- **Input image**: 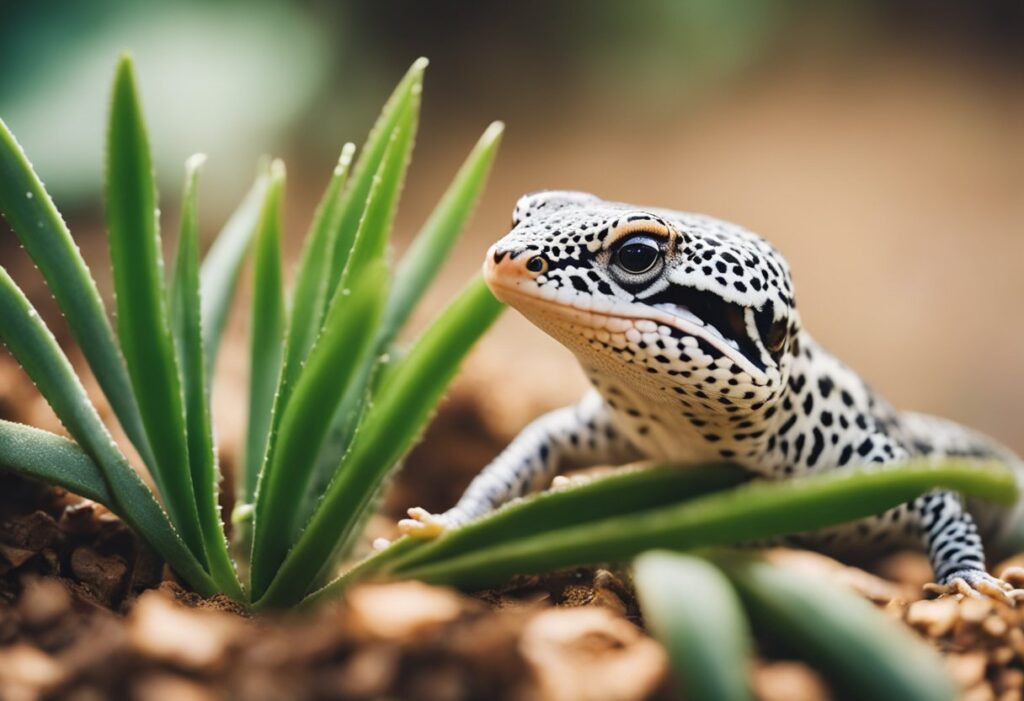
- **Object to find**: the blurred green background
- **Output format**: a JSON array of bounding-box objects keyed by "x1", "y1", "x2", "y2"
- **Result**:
[{"x1": 1, "y1": 0, "x2": 1022, "y2": 455}]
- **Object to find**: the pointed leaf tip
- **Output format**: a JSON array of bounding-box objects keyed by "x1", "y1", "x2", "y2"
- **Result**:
[
  {"x1": 185, "y1": 153, "x2": 207, "y2": 174},
  {"x1": 336, "y1": 143, "x2": 356, "y2": 171},
  {"x1": 482, "y1": 121, "x2": 505, "y2": 143}
]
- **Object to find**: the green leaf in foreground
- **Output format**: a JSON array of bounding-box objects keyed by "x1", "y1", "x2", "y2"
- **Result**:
[
  {"x1": 242, "y1": 161, "x2": 287, "y2": 506},
  {"x1": 200, "y1": 170, "x2": 269, "y2": 372},
  {"x1": 297, "y1": 100, "x2": 421, "y2": 530},
  {"x1": 325, "y1": 57, "x2": 427, "y2": 301},
  {"x1": 382, "y1": 120, "x2": 504, "y2": 340},
  {"x1": 0, "y1": 420, "x2": 113, "y2": 505},
  {"x1": 303, "y1": 463, "x2": 747, "y2": 606},
  {"x1": 279, "y1": 143, "x2": 355, "y2": 395},
  {"x1": 389, "y1": 460, "x2": 1015, "y2": 591},
  {"x1": 721, "y1": 556, "x2": 956, "y2": 701},
  {"x1": 250, "y1": 261, "x2": 389, "y2": 598},
  {"x1": 169, "y1": 155, "x2": 242, "y2": 599},
  {"x1": 256, "y1": 276, "x2": 505, "y2": 608},
  {"x1": 106, "y1": 55, "x2": 205, "y2": 562},
  {"x1": 0, "y1": 118, "x2": 155, "y2": 473},
  {"x1": 0, "y1": 267, "x2": 216, "y2": 594},
  {"x1": 634, "y1": 552, "x2": 754, "y2": 701}
]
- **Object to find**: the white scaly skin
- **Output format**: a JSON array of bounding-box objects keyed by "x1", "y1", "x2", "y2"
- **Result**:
[{"x1": 400, "y1": 191, "x2": 1024, "y2": 601}]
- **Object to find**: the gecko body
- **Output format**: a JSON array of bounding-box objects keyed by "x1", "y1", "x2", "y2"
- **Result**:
[{"x1": 401, "y1": 191, "x2": 1023, "y2": 596}]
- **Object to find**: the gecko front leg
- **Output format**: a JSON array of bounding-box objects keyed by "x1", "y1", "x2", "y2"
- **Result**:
[
  {"x1": 916, "y1": 490, "x2": 1024, "y2": 602},
  {"x1": 399, "y1": 390, "x2": 640, "y2": 537}
]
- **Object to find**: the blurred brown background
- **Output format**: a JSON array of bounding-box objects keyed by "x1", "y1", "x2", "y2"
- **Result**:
[{"x1": 2, "y1": 0, "x2": 1022, "y2": 459}]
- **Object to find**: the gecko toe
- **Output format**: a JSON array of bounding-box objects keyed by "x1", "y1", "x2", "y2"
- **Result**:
[
  {"x1": 925, "y1": 569, "x2": 1017, "y2": 606},
  {"x1": 398, "y1": 507, "x2": 450, "y2": 539}
]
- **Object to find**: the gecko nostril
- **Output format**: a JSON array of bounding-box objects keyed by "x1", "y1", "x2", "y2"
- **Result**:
[{"x1": 493, "y1": 248, "x2": 510, "y2": 264}]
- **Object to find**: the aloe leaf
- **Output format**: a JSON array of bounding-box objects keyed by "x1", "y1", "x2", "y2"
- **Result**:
[
  {"x1": 325, "y1": 57, "x2": 427, "y2": 302},
  {"x1": 200, "y1": 170, "x2": 269, "y2": 372},
  {"x1": 295, "y1": 100, "x2": 422, "y2": 524},
  {"x1": 0, "y1": 118, "x2": 155, "y2": 472},
  {"x1": 634, "y1": 552, "x2": 754, "y2": 701},
  {"x1": 295, "y1": 123, "x2": 501, "y2": 531},
  {"x1": 255, "y1": 276, "x2": 504, "y2": 608},
  {"x1": 338, "y1": 97, "x2": 418, "y2": 293},
  {"x1": 0, "y1": 420, "x2": 113, "y2": 505},
  {"x1": 106, "y1": 55, "x2": 205, "y2": 562},
  {"x1": 242, "y1": 161, "x2": 287, "y2": 506},
  {"x1": 383, "y1": 463, "x2": 745, "y2": 577},
  {"x1": 393, "y1": 460, "x2": 1015, "y2": 591},
  {"x1": 169, "y1": 155, "x2": 242, "y2": 599},
  {"x1": 279, "y1": 143, "x2": 355, "y2": 396},
  {"x1": 722, "y1": 556, "x2": 956, "y2": 701},
  {"x1": 0, "y1": 267, "x2": 216, "y2": 594},
  {"x1": 302, "y1": 463, "x2": 746, "y2": 607},
  {"x1": 381, "y1": 120, "x2": 504, "y2": 341},
  {"x1": 249, "y1": 261, "x2": 388, "y2": 597}
]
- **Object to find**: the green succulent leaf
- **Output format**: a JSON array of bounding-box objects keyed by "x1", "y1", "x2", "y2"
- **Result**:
[
  {"x1": 279, "y1": 143, "x2": 356, "y2": 396},
  {"x1": 106, "y1": 54, "x2": 205, "y2": 562},
  {"x1": 0, "y1": 118, "x2": 155, "y2": 473},
  {"x1": 200, "y1": 170, "x2": 270, "y2": 372},
  {"x1": 242, "y1": 161, "x2": 287, "y2": 506},
  {"x1": 0, "y1": 267, "x2": 215, "y2": 594},
  {"x1": 325, "y1": 57, "x2": 427, "y2": 302},
  {"x1": 634, "y1": 552, "x2": 754, "y2": 701},
  {"x1": 0, "y1": 420, "x2": 114, "y2": 505},
  {"x1": 255, "y1": 276, "x2": 504, "y2": 608},
  {"x1": 389, "y1": 460, "x2": 1015, "y2": 591},
  {"x1": 297, "y1": 99, "x2": 422, "y2": 529},
  {"x1": 169, "y1": 155, "x2": 242, "y2": 599},
  {"x1": 303, "y1": 463, "x2": 746, "y2": 607},
  {"x1": 722, "y1": 556, "x2": 956, "y2": 701},
  {"x1": 382, "y1": 120, "x2": 504, "y2": 341},
  {"x1": 250, "y1": 260, "x2": 388, "y2": 597}
]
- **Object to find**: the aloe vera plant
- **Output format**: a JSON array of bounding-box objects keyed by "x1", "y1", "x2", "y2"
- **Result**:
[{"x1": 0, "y1": 54, "x2": 504, "y2": 608}]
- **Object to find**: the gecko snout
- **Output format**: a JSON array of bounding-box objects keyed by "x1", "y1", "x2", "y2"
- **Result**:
[{"x1": 484, "y1": 244, "x2": 548, "y2": 286}]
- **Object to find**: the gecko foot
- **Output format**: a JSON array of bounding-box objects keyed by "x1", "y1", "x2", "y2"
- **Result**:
[
  {"x1": 923, "y1": 569, "x2": 1024, "y2": 605},
  {"x1": 398, "y1": 507, "x2": 452, "y2": 539}
]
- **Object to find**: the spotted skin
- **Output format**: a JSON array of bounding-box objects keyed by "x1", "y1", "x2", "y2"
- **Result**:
[{"x1": 400, "y1": 191, "x2": 1023, "y2": 596}]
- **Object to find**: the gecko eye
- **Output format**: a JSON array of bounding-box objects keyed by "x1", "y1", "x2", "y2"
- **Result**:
[
  {"x1": 526, "y1": 255, "x2": 548, "y2": 274},
  {"x1": 613, "y1": 235, "x2": 662, "y2": 276}
]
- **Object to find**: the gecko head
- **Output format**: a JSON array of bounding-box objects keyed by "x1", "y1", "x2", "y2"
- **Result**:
[{"x1": 484, "y1": 191, "x2": 801, "y2": 410}]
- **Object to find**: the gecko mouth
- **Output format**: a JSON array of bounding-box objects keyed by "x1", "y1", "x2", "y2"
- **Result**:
[
  {"x1": 642, "y1": 285, "x2": 767, "y2": 372},
  {"x1": 488, "y1": 280, "x2": 770, "y2": 382}
]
